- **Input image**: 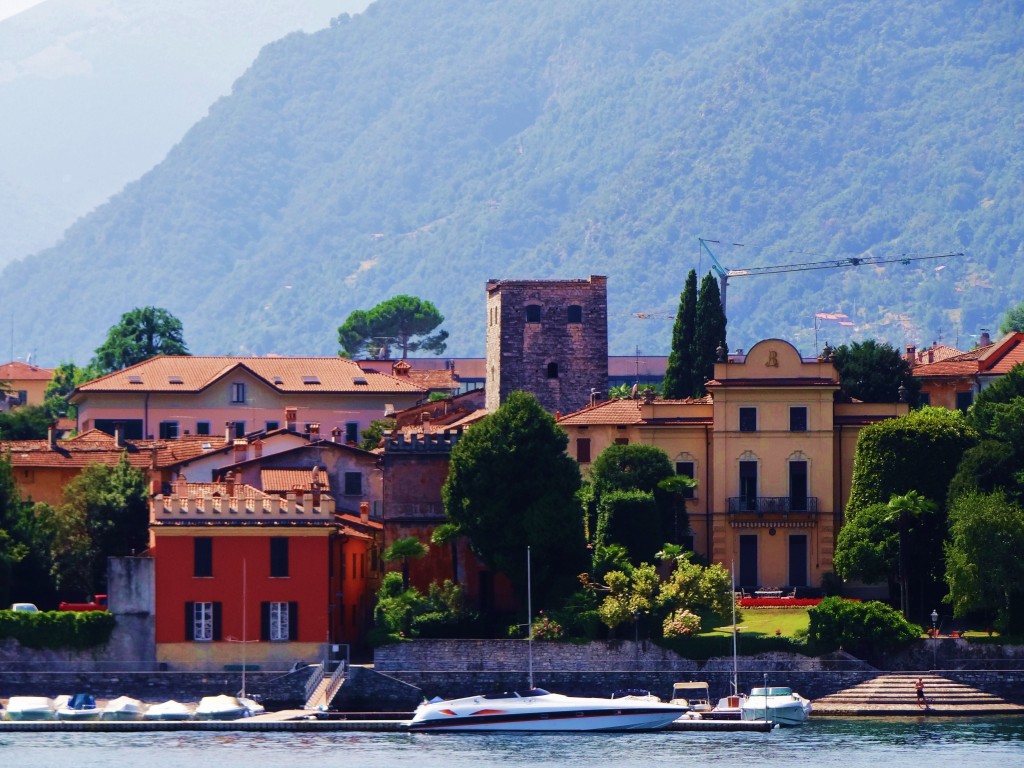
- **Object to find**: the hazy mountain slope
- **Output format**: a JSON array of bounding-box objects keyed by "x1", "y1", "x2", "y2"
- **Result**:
[
  {"x1": 0, "y1": 0, "x2": 371, "y2": 267},
  {"x1": 2, "y1": 0, "x2": 1020, "y2": 365}
]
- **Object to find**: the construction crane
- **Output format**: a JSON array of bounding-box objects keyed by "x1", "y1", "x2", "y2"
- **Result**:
[{"x1": 698, "y1": 238, "x2": 965, "y2": 316}]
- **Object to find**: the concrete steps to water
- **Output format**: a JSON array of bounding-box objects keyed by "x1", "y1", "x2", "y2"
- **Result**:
[{"x1": 813, "y1": 673, "x2": 1024, "y2": 716}]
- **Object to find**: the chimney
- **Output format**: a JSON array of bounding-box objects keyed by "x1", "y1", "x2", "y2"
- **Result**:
[
  {"x1": 225, "y1": 421, "x2": 235, "y2": 442},
  {"x1": 233, "y1": 439, "x2": 247, "y2": 462},
  {"x1": 47, "y1": 422, "x2": 58, "y2": 450},
  {"x1": 113, "y1": 421, "x2": 125, "y2": 448},
  {"x1": 927, "y1": 349, "x2": 934, "y2": 364},
  {"x1": 360, "y1": 501, "x2": 370, "y2": 522},
  {"x1": 225, "y1": 470, "x2": 235, "y2": 498},
  {"x1": 174, "y1": 473, "x2": 188, "y2": 497},
  {"x1": 309, "y1": 422, "x2": 320, "y2": 441},
  {"x1": 905, "y1": 345, "x2": 916, "y2": 365},
  {"x1": 979, "y1": 331, "x2": 991, "y2": 347},
  {"x1": 285, "y1": 407, "x2": 297, "y2": 431},
  {"x1": 331, "y1": 426, "x2": 343, "y2": 443},
  {"x1": 589, "y1": 388, "x2": 599, "y2": 407},
  {"x1": 253, "y1": 438, "x2": 263, "y2": 459}
]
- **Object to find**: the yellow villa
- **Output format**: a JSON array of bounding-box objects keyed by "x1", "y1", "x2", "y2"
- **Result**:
[{"x1": 558, "y1": 338, "x2": 906, "y2": 592}]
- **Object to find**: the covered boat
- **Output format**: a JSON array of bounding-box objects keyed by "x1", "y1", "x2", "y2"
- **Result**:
[
  {"x1": 195, "y1": 694, "x2": 251, "y2": 720},
  {"x1": 740, "y1": 686, "x2": 812, "y2": 726},
  {"x1": 56, "y1": 692, "x2": 101, "y2": 720},
  {"x1": 4, "y1": 696, "x2": 56, "y2": 721},
  {"x1": 408, "y1": 688, "x2": 685, "y2": 732},
  {"x1": 143, "y1": 699, "x2": 193, "y2": 721},
  {"x1": 102, "y1": 696, "x2": 146, "y2": 720}
]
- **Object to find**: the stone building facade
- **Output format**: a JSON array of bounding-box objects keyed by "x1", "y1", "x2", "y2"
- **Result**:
[{"x1": 485, "y1": 275, "x2": 608, "y2": 415}]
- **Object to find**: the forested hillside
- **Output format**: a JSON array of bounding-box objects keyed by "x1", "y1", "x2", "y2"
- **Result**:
[{"x1": 2, "y1": 0, "x2": 1020, "y2": 365}]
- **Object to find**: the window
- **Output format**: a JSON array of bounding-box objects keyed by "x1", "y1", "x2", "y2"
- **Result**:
[
  {"x1": 302, "y1": 375, "x2": 321, "y2": 385},
  {"x1": 15, "y1": 390, "x2": 27, "y2": 405},
  {"x1": 789, "y1": 406, "x2": 808, "y2": 432},
  {"x1": 265, "y1": 421, "x2": 279, "y2": 432},
  {"x1": 739, "y1": 407, "x2": 757, "y2": 432},
  {"x1": 739, "y1": 460, "x2": 758, "y2": 511},
  {"x1": 344, "y1": 472, "x2": 362, "y2": 496},
  {"x1": 95, "y1": 419, "x2": 143, "y2": 439},
  {"x1": 525, "y1": 304, "x2": 541, "y2": 323},
  {"x1": 234, "y1": 421, "x2": 246, "y2": 438},
  {"x1": 193, "y1": 538, "x2": 212, "y2": 577},
  {"x1": 159, "y1": 421, "x2": 179, "y2": 440},
  {"x1": 231, "y1": 382, "x2": 246, "y2": 403},
  {"x1": 345, "y1": 422, "x2": 359, "y2": 444},
  {"x1": 919, "y1": 392, "x2": 931, "y2": 406},
  {"x1": 261, "y1": 601, "x2": 298, "y2": 641},
  {"x1": 270, "y1": 537, "x2": 289, "y2": 577},
  {"x1": 789, "y1": 460, "x2": 809, "y2": 512},
  {"x1": 614, "y1": 437, "x2": 629, "y2": 445},
  {"x1": 186, "y1": 601, "x2": 220, "y2": 641},
  {"x1": 546, "y1": 362, "x2": 559, "y2": 379},
  {"x1": 956, "y1": 391, "x2": 973, "y2": 413},
  {"x1": 196, "y1": 421, "x2": 211, "y2": 436},
  {"x1": 567, "y1": 305, "x2": 582, "y2": 323},
  {"x1": 676, "y1": 461, "x2": 696, "y2": 499},
  {"x1": 576, "y1": 438, "x2": 591, "y2": 463}
]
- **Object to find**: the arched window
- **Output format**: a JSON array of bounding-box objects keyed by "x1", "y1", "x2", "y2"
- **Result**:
[
  {"x1": 567, "y1": 305, "x2": 583, "y2": 323},
  {"x1": 526, "y1": 304, "x2": 542, "y2": 323}
]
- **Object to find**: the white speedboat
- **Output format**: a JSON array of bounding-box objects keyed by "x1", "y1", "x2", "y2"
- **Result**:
[
  {"x1": 143, "y1": 699, "x2": 193, "y2": 721},
  {"x1": 56, "y1": 692, "x2": 101, "y2": 720},
  {"x1": 740, "y1": 686, "x2": 812, "y2": 726},
  {"x1": 4, "y1": 696, "x2": 56, "y2": 721},
  {"x1": 195, "y1": 694, "x2": 251, "y2": 720},
  {"x1": 102, "y1": 696, "x2": 147, "y2": 720},
  {"x1": 408, "y1": 688, "x2": 686, "y2": 732}
]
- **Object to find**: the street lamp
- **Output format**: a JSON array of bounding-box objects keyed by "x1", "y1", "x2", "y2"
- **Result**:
[{"x1": 930, "y1": 609, "x2": 939, "y2": 669}]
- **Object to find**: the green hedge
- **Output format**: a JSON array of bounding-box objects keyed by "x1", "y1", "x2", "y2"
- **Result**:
[
  {"x1": 0, "y1": 610, "x2": 115, "y2": 649},
  {"x1": 657, "y1": 632, "x2": 807, "y2": 660}
]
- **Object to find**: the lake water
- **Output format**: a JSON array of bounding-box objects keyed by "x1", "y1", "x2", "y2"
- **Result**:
[{"x1": 2, "y1": 718, "x2": 1023, "y2": 768}]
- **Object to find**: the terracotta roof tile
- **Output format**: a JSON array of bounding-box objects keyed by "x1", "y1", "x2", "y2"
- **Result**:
[
  {"x1": 1, "y1": 430, "x2": 230, "y2": 470},
  {"x1": 557, "y1": 397, "x2": 711, "y2": 426},
  {"x1": 73, "y1": 356, "x2": 424, "y2": 396},
  {"x1": 261, "y1": 468, "x2": 331, "y2": 493},
  {"x1": 981, "y1": 334, "x2": 1024, "y2": 374},
  {"x1": 0, "y1": 361, "x2": 54, "y2": 381},
  {"x1": 911, "y1": 360, "x2": 979, "y2": 377}
]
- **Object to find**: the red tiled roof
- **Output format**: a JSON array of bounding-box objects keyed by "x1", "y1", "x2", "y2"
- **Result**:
[
  {"x1": 980, "y1": 334, "x2": 1024, "y2": 374},
  {"x1": 557, "y1": 397, "x2": 711, "y2": 426},
  {"x1": 72, "y1": 356, "x2": 424, "y2": 396},
  {"x1": 705, "y1": 378, "x2": 837, "y2": 388},
  {"x1": 0, "y1": 361, "x2": 54, "y2": 381},
  {"x1": 1, "y1": 430, "x2": 229, "y2": 470},
  {"x1": 911, "y1": 360, "x2": 979, "y2": 378},
  {"x1": 261, "y1": 468, "x2": 331, "y2": 493}
]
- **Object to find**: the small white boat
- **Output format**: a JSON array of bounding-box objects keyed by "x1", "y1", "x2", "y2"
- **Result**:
[
  {"x1": 238, "y1": 697, "x2": 265, "y2": 717},
  {"x1": 102, "y1": 696, "x2": 146, "y2": 720},
  {"x1": 4, "y1": 696, "x2": 56, "y2": 721},
  {"x1": 408, "y1": 688, "x2": 686, "y2": 732},
  {"x1": 669, "y1": 682, "x2": 712, "y2": 713},
  {"x1": 56, "y1": 692, "x2": 101, "y2": 720},
  {"x1": 195, "y1": 694, "x2": 251, "y2": 720},
  {"x1": 740, "y1": 686, "x2": 812, "y2": 726},
  {"x1": 143, "y1": 699, "x2": 193, "y2": 721}
]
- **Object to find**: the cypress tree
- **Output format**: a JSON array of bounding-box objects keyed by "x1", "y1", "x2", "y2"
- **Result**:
[
  {"x1": 693, "y1": 272, "x2": 727, "y2": 396},
  {"x1": 662, "y1": 269, "x2": 698, "y2": 399}
]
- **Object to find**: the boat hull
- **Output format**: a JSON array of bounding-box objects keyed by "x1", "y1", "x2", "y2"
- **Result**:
[
  {"x1": 740, "y1": 695, "x2": 811, "y2": 726},
  {"x1": 409, "y1": 690, "x2": 684, "y2": 732},
  {"x1": 5, "y1": 697, "x2": 56, "y2": 721}
]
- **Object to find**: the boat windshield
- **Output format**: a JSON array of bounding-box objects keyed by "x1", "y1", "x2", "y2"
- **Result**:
[{"x1": 749, "y1": 687, "x2": 793, "y2": 696}]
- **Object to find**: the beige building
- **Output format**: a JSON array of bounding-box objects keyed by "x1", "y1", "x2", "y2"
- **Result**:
[
  {"x1": 0, "y1": 360, "x2": 53, "y2": 410},
  {"x1": 558, "y1": 339, "x2": 906, "y2": 591}
]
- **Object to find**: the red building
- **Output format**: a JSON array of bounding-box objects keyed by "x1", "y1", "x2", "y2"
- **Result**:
[{"x1": 150, "y1": 476, "x2": 381, "y2": 669}]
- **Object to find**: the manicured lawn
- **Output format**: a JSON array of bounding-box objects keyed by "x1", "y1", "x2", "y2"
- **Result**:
[{"x1": 708, "y1": 607, "x2": 810, "y2": 639}]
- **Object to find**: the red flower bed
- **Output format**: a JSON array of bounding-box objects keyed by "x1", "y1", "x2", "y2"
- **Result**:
[{"x1": 738, "y1": 597, "x2": 860, "y2": 608}]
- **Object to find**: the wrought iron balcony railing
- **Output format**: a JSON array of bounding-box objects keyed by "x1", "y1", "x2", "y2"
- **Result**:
[{"x1": 727, "y1": 496, "x2": 819, "y2": 514}]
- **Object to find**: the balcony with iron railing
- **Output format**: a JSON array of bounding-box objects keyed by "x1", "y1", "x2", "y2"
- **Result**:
[{"x1": 727, "y1": 496, "x2": 819, "y2": 515}]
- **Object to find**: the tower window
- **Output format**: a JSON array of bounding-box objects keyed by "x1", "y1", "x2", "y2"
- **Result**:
[
  {"x1": 567, "y1": 305, "x2": 582, "y2": 323},
  {"x1": 526, "y1": 305, "x2": 542, "y2": 323},
  {"x1": 546, "y1": 362, "x2": 559, "y2": 379}
]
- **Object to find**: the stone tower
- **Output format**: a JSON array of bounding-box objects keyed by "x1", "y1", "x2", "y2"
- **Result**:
[{"x1": 485, "y1": 275, "x2": 608, "y2": 414}]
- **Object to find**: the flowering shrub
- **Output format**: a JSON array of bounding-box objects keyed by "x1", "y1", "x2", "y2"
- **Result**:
[
  {"x1": 531, "y1": 614, "x2": 565, "y2": 641},
  {"x1": 662, "y1": 609, "x2": 701, "y2": 638}
]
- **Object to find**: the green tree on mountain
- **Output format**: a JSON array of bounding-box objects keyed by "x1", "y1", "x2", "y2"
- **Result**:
[
  {"x1": 93, "y1": 307, "x2": 189, "y2": 374},
  {"x1": 338, "y1": 296, "x2": 448, "y2": 359},
  {"x1": 662, "y1": 269, "x2": 698, "y2": 399},
  {"x1": 998, "y1": 300, "x2": 1024, "y2": 334}
]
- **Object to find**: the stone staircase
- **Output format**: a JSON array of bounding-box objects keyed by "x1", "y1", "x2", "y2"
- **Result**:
[{"x1": 813, "y1": 673, "x2": 1024, "y2": 716}]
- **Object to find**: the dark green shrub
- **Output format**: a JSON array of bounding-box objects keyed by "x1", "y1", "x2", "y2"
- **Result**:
[
  {"x1": 0, "y1": 609, "x2": 114, "y2": 649},
  {"x1": 808, "y1": 597, "x2": 920, "y2": 660}
]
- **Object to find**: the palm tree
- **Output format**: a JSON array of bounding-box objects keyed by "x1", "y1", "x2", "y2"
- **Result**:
[
  {"x1": 886, "y1": 490, "x2": 935, "y2": 617},
  {"x1": 383, "y1": 536, "x2": 428, "y2": 590}
]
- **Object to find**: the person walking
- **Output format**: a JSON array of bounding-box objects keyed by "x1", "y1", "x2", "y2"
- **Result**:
[{"x1": 915, "y1": 677, "x2": 926, "y2": 708}]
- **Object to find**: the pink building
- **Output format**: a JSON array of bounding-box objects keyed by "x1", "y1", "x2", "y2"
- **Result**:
[{"x1": 70, "y1": 356, "x2": 425, "y2": 442}]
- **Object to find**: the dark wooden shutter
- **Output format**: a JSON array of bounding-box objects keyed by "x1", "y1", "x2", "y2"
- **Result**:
[
  {"x1": 212, "y1": 602, "x2": 222, "y2": 641},
  {"x1": 185, "y1": 602, "x2": 195, "y2": 641},
  {"x1": 260, "y1": 602, "x2": 270, "y2": 641},
  {"x1": 288, "y1": 602, "x2": 299, "y2": 641}
]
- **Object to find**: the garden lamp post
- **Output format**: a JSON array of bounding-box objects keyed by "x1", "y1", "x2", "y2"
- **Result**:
[{"x1": 930, "y1": 609, "x2": 939, "y2": 668}]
